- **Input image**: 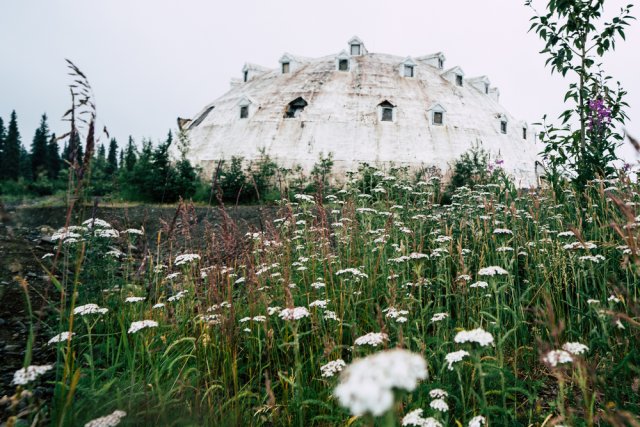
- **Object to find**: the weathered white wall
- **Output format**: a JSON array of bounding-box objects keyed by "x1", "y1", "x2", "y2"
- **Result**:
[{"x1": 184, "y1": 50, "x2": 540, "y2": 187}]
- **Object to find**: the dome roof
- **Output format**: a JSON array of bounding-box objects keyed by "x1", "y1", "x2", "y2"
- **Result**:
[{"x1": 183, "y1": 40, "x2": 540, "y2": 186}]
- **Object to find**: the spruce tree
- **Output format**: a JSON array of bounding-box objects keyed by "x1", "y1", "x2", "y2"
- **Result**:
[
  {"x1": 106, "y1": 138, "x2": 118, "y2": 176},
  {"x1": 31, "y1": 114, "x2": 50, "y2": 178},
  {"x1": 47, "y1": 133, "x2": 61, "y2": 179},
  {"x1": 0, "y1": 117, "x2": 5, "y2": 177},
  {"x1": 2, "y1": 111, "x2": 22, "y2": 180},
  {"x1": 124, "y1": 136, "x2": 137, "y2": 171}
]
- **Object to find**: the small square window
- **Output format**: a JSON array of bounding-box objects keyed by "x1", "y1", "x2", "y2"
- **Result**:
[
  {"x1": 433, "y1": 111, "x2": 443, "y2": 125},
  {"x1": 501, "y1": 121, "x2": 507, "y2": 134},
  {"x1": 404, "y1": 65, "x2": 414, "y2": 77},
  {"x1": 351, "y1": 44, "x2": 361, "y2": 55},
  {"x1": 522, "y1": 128, "x2": 527, "y2": 139},
  {"x1": 456, "y1": 75, "x2": 463, "y2": 86},
  {"x1": 282, "y1": 62, "x2": 290, "y2": 74},
  {"x1": 338, "y1": 59, "x2": 349, "y2": 71},
  {"x1": 240, "y1": 106, "x2": 248, "y2": 119},
  {"x1": 381, "y1": 107, "x2": 393, "y2": 122},
  {"x1": 243, "y1": 71, "x2": 248, "y2": 82}
]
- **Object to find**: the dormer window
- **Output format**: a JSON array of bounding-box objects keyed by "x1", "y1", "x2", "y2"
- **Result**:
[
  {"x1": 282, "y1": 62, "x2": 290, "y2": 74},
  {"x1": 404, "y1": 65, "x2": 414, "y2": 77},
  {"x1": 351, "y1": 44, "x2": 361, "y2": 55},
  {"x1": 456, "y1": 74, "x2": 463, "y2": 86},
  {"x1": 338, "y1": 59, "x2": 349, "y2": 71},
  {"x1": 285, "y1": 97, "x2": 307, "y2": 118},
  {"x1": 243, "y1": 71, "x2": 248, "y2": 82},
  {"x1": 485, "y1": 83, "x2": 489, "y2": 94},
  {"x1": 433, "y1": 111, "x2": 444, "y2": 125},
  {"x1": 378, "y1": 100, "x2": 395, "y2": 122},
  {"x1": 438, "y1": 58, "x2": 444, "y2": 69},
  {"x1": 522, "y1": 127, "x2": 527, "y2": 139},
  {"x1": 501, "y1": 120, "x2": 508, "y2": 134},
  {"x1": 240, "y1": 106, "x2": 248, "y2": 119}
]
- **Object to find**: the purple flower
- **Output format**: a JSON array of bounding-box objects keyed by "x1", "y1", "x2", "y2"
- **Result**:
[{"x1": 587, "y1": 97, "x2": 612, "y2": 132}]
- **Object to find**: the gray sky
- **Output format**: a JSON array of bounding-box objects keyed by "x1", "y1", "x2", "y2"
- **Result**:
[{"x1": 1, "y1": 0, "x2": 639, "y2": 161}]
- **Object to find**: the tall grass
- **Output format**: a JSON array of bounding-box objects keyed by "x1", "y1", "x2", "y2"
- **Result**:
[{"x1": 5, "y1": 168, "x2": 640, "y2": 426}]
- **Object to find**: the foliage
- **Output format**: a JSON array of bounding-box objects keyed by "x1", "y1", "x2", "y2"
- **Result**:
[{"x1": 527, "y1": 0, "x2": 635, "y2": 189}]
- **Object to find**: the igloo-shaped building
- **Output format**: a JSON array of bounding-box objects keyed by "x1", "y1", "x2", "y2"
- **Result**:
[{"x1": 180, "y1": 37, "x2": 540, "y2": 186}]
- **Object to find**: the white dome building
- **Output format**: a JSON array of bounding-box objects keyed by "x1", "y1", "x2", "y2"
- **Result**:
[{"x1": 181, "y1": 37, "x2": 540, "y2": 186}]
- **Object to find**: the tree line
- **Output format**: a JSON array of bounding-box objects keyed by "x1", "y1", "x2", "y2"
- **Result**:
[{"x1": 0, "y1": 110, "x2": 198, "y2": 203}]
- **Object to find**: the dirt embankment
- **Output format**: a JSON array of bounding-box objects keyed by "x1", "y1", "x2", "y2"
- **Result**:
[{"x1": 0, "y1": 203, "x2": 275, "y2": 398}]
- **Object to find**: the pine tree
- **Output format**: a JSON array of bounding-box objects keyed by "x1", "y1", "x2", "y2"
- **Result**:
[
  {"x1": 31, "y1": 114, "x2": 50, "y2": 178},
  {"x1": 119, "y1": 149, "x2": 124, "y2": 169},
  {"x1": 106, "y1": 137, "x2": 118, "y2": 176},
  {"x1": 47, "y1": 133, "x2": 61, "y2": 179},
  {"x1": 0, "y1": 117, "x2": 6, "y2": 177},
  {"x1": 2, "y1": 111, "x2": 22, "y2": 180},
  {"x1": 124, "y1": 136, "x2": 137, "y2": 171},
  {"x1": 20, "y1": 145, "x2": 32, "y2": 181}
]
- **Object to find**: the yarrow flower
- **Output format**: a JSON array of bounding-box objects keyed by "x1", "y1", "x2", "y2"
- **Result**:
[
  {"x1": 48, "y1": 331, "x2": 75, "y2": 345},
  {"x1": 470, "y1": 281, "x2": 488, "y2": 289},
  {"x1": 402, "y1": 409, "x2": 443, "y2": 427},
  {"x1": 125, "y1": 296, "x2": 145, "y2": 303},
  {"x1": 562, "y1": 342, "x2": 589, "y2": 355},
  {"x1": 429, "y1": 398, "x2": 449, "y2": 412},
  {"x1": 12, "y1": 365, "x2": 53, "y2": 385},
  {"x1": 278, "y1": 307, "x2": 310, "y2": 320},
  {"x1": 445, "y1": 350, "x2": 470, "y2": 370},
  {"x1": 74, "y1": 304, "x2": 108, "y2": 316},
  {"x1": 354, "y1": 332, "x2": 388, "y2": 346},
  {"x1": 84, "y1": 410, "x2": 127, "y2": 427},
  {"x1": 493, "y1": 228, "x2": 513, "y2": 235},
  {"x1": 543, "y1": 349, "x2": 573, "y2": 367},
  {"x1": 429, "y1": 388, "x2": 448, "y2": 398},
  {"x1": 431, "y1": 312, "x2": 448, "y2": 322},
  {"x1": 321, "y1": 359, "x2": 346, "y2": 377},
  {"x1": 468, "y1": 416, "x2": 486, "y2": 427},
  {"x1": 175, "y1": 253, "x2": 201, "y2": 266},
  {"x1": 454, "y1": 328, "x2": 494, "y2": 347},
  {"x1": 128, "y1": 320, "x2": 159, "y2": 334},
  {"x1": 477, "y1": 266, "x2": 509, "y2": 276},
  {"x1": 334, "y1": 349, "x2": 427, "y2": 416}
]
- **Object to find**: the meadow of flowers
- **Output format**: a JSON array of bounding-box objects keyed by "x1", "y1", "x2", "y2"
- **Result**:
[{"x1": 6, "y1": 166, "x2": 640, "y2": 426}]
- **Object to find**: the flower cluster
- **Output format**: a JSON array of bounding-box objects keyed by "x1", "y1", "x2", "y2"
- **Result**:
[{"x1": 12, "y1": 364, "x2": 53, "y2": 385}]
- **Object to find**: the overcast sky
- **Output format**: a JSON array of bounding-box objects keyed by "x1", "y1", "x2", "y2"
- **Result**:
[{"x1": 1, "y1": 0, "x2": 639, "y2": 161}]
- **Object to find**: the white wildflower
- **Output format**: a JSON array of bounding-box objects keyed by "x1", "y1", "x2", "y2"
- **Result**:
[
  {"x1": 175, "y1": 253, "x2": 201, "y2": 266},
  {"x1": 82, "y1": 218, "x2": 112, "y2": 229},
  {"x1": 354, "y1": 332, "x2": 388, "y2": 346},
  {"x1": 454, "y1": 328, "x2": 494, "y2": 347},
  {"x1": 562, "y1": 342, "x2": 589, "y2": 355},
  {"x1": 468, "y1": 415, "x2": 486, "y2": 427},
  {"x1": 74, "y1": 304, "x2": 108, "y2": 316},
  {"x1": 153, "y1": 303, "x2": 165, "y2": 309},
  {"x1": 429, "y1": 398, "x2": 449, "y2": 412},
  {"x1": 543, "y1": 349, "x2": 573, "y2": 367},
  {"x1": 12, "y1": 365, "x2": 53, "y2": 385},
  {"x1": 125, "y1": 296, "x2": 145, "y2": 303},
  {"x1": 431, "y1": 312, "x2": 448, "y2": 322},
  {"x1": 128, "y1": 320, "x2": 158, "y2": 334},
  {"x1": 470, "y1": 281, "x2": 489, "y2": 289},
  {"x1": 121, "y1": 228, "x2": 143, "y2": 235},
  {"x1": 402, "y1": 409, "x2": 443, "y2": 427},
  {"x1": 334, "y1": 349, "x2": 427, "y2": 416},
  {"x1": 309, "y1": 299, "x2": 329, "y2": 309},
  {"x1": 321, "y1": 359, "x2": 346, "y2": 377},
  {"x1": 477, "y1": 266, "x2": 509, "y2": 276},
  {"x1": 445, "y1": 350, "x2": 469, "y2": 370},
  {"x1": 279, "y1": 307, "x2": 310, "y2": 321},
  {"x1": 48, "y1": 331, "x2": 74, "y2": 345},
  {"x1": 493, "y1": 228, "x2": 513, "y2": 235},
  {"x1": 84, "y1": 410, "x2": 127, "y2": 427},
  {"x1": 429, "y1": 388, "x2": 448, "y2": 398}
]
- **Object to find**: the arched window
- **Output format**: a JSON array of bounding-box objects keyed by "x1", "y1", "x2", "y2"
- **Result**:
[
  {"x1": 285, "y1": 97, "x2": 308, "y2": 118},
  {"x1": 378, "y1": 100, "x2": 395, "y2": 122}
]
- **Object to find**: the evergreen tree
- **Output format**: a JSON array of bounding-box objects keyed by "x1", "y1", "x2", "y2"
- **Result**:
[
  {"x1": 2, "y1": 111, "x2": 22, "y2": 180},
  {"x1": 119, "y1": 149, "x2": 124, "y2": 170},
  {"x1": 149, "y1": 131, "x2": 175, "y2": 202},
  {"x1": 31, "y1": 114, "x2": 50, "y2": 178},
  {"x1": 106, "y1": 137, "x2": 118, "y2": 175},
  {"x1": 47, "y1": 133, "x2": 61, "y2": 179},
  {"x1": 124, "y1": 136, "x2": 137, "y2": 171},
  {"x1": 0, "y1": 117, "x2": 5, "y2": 175},
  {"x1": 66, "y1": 130, "x2": 83, "y2": 167},
  {"x1": 19, "y1": 145, "x2": 32, "y2": 181}
]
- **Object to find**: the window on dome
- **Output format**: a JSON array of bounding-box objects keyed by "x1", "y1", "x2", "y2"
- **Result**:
[
  {"x1": 404, "y1": 65, "x2": 414, "y2": 77},
  {"x1": 501, "y1": 120, "x2": 508, "y2": 134},
  {"x1": 240, "y1": 106, "x2": 248, "y2": 119},
  {"x1": 338, "y1": 59, "x2": 349, "y2": 71},
  {"x1": 433, "y1": 111, "x2": 444, "y2": 125},
  {"x1": 485, "y1": 83, "x2": 490, "y2": 94},
  {"x1": 438, "y1": 58, "x2": 444, "y2": 69},
  {"x1": 191, "y1": 106, "x2": 214, "y2": 128},
  {"x1": 378, "y1": 101, "x2": 395, "y2": 122},
  {"x1": 456, "y1": 74, "x2": 463, "y2": 86},
  {"x1": 243, "y1": 71, "x2": 248, "y2": 82},
  {"x1": 351, "y1": 44, "x2": 361, "y2": 55},
  {"x1": 282, "y1": 62, "x2": 290, "y2": 74},
  {"x1": 285, "y1": 97, "x2": 308, "y2": 118},
  {"x1": 522, "y1": 127, "x2": 527, "y2": 139}
]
